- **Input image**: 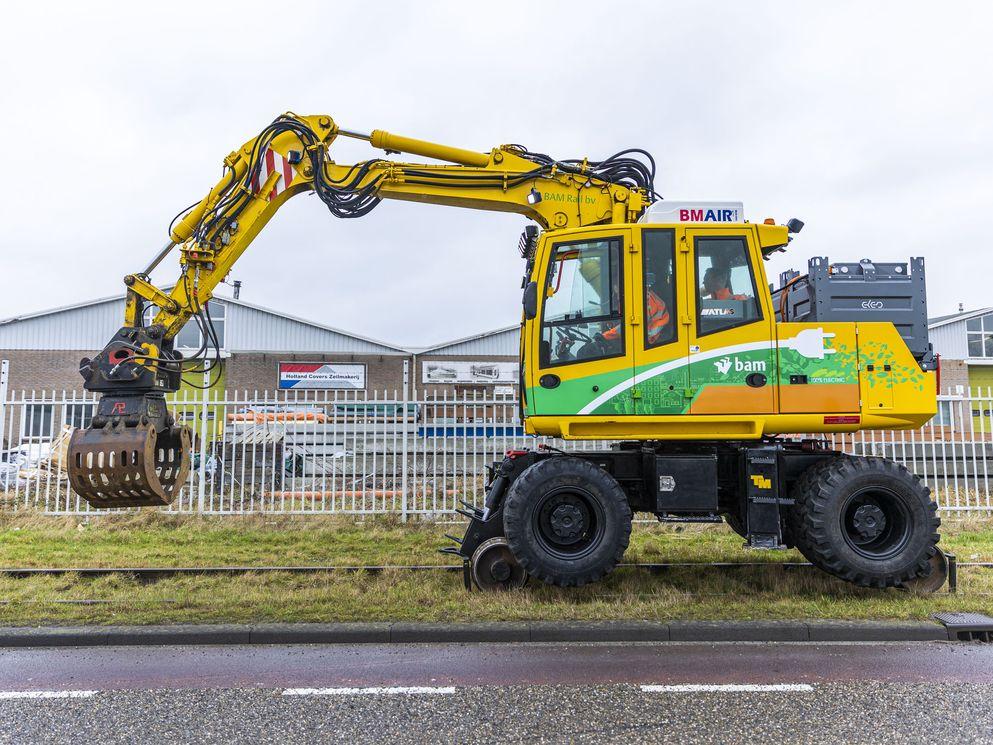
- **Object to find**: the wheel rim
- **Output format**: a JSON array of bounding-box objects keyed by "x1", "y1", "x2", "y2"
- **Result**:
[
  {"x1": 532, "y1": 486, "x2": 606, "y2": 560},
  {"x1": 471, "y1": 537, "x2": 528, "y2": 591},
  {"x1": 840, "y1": 487, "x2": 912, "y2": 560}
]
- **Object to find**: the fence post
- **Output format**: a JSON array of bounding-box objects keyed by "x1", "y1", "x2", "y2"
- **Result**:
[
  {"x1": 401, "y1": 358, "x2": 409, "y2": 522},
  {"x1": 197, "y1": 368, "x2": 210, "y2": 513},
  {"x1": 0, "y1": 360, "x2": 8, "y2": 450}
]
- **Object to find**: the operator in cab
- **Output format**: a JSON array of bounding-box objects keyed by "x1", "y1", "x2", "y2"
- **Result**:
[
  {"x1": 702, "y1": 267, "x2": 749, "y2": 301},
  {"x1": 599, "y1": 271, "x2": 671, "y2": 351},
  {"x1": 603, "y1": 286, "x2": 671, "y2": 346}
]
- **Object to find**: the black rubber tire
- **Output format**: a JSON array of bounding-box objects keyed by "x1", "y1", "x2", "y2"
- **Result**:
[
  {"x1": 787, "y1": 456, "x2": 940, "y2": 588},
  {"x1": 503, "y1": 457, "x2": 632, "y2": 587}
]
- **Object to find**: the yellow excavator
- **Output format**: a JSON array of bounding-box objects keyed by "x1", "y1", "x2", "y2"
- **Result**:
[{"x1": 68, "y1": 113, "x2": 944, "y2": 592}]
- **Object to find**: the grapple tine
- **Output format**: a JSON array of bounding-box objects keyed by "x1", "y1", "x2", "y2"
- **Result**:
[{"x1": 68, "y1": 423, "x2": 192, "y2": 508}]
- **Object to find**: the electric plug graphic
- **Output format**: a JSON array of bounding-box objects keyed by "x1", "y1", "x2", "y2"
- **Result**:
[{"x1": 780, "y1": 328, "x2": 837, "y2": 360}]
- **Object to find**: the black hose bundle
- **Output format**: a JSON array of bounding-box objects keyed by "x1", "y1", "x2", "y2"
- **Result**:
[{"x1": 160, "y1": 114, "x2": 660, "y2": 384}]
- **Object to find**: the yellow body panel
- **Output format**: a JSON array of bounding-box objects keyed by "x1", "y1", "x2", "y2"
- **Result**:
[{"x1": 523, "y1": 224, "x2": 936, "y2": 439}]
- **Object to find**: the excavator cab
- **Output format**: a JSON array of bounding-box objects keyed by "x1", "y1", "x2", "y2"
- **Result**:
[{"x1": 522, "y1": 219, "x2": 936, "y2": 439}]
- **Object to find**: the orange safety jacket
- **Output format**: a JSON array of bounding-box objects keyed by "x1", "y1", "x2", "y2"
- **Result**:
[
  {"x1": 712, "y1": 287, "x2": 748, "y2": 301},
  {"x1": 602, "y1": 291, "x2": 670, "y2": 344}
]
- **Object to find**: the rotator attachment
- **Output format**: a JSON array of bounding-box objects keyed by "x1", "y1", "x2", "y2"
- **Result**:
[{"x1": 67, "y1": 393, "x2": 192, "y2": 508}]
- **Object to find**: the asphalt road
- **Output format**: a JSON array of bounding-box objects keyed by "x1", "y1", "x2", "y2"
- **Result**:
[{"x1": 1, "y1": 642, "x2": 991, "y2": 744}]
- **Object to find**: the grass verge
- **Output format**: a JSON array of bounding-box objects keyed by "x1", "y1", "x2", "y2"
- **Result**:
[{"x1": 0, "y1": 510, "x2": 991, "y2": 626}]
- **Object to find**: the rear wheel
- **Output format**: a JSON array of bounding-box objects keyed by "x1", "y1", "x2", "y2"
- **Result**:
[
  {"x1": 788, "y1": 456, "x2": 940, "y2": 588},
  {"x1": 503, "y1": 457, "x2": 632, "y2": 587}
]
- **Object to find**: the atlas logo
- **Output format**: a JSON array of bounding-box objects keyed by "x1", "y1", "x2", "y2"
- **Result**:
[
  {"x1": 861, "y1": 300, "x2": 884, "y2": 309},
  {"x1": 714, "y1": 357, "x2": 767, "y2": 375}
]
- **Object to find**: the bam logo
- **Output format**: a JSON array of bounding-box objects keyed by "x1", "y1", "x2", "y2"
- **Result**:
[{"x1": 713, "y1": 357, "x2": 767, "y2": 375}]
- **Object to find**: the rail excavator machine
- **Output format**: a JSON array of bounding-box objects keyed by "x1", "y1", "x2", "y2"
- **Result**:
[{"x1": 68, "y1": 113, "x2": 945, "y2": 593}]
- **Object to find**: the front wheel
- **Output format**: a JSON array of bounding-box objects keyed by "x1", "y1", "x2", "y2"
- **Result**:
[
  {"x1": 503, "y1": 457, "x2": 632, "y2": 587},
  {"x1": 787, "y1": 456, "x2": 940, "y2": 588}
]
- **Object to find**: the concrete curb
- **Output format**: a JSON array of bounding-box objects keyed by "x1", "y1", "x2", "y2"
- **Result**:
[{"x1": 0, "y1": 620, "x2": 952, "y2": 647}]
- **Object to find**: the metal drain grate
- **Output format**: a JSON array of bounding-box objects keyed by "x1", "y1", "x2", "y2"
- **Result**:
[{"x1": 933, "y1": 612, "x2": 993, "y2": 642}]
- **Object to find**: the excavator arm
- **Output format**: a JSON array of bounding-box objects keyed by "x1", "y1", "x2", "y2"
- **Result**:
[{"x1": 68, "y1": 112, "x2": 655, "y2": 507}]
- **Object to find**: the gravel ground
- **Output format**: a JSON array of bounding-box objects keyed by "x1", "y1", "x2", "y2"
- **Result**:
[{"x1": 2, "y1": 682, "x2": 991, "y2": 744}]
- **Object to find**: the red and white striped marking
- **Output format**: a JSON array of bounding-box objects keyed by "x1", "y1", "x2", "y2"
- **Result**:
[{"x1": 251, "y1": 148, "x2": 296, "y2": 201}]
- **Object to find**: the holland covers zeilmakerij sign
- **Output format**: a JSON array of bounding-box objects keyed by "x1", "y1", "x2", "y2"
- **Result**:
[{"x1": 277, "y1": 362, "x2": 366, "y2": 390}]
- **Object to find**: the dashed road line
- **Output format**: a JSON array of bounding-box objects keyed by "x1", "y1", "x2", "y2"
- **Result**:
[
  {"x1": 282, "y1": 686, "x2": 457, "y2": 696},
  {"x1": 641, "y1": 684, "x2": 815, "y2": 693},
  {"x1": 0, "y1": 690, "x2": 99, "y2": 700}
]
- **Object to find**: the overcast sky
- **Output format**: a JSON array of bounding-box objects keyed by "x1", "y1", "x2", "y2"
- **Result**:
[{"x1": 2, "y1": 1, "x2": 991, "y2": 347}]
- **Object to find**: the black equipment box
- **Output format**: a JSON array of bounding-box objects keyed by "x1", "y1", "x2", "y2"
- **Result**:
[
  {"x1": 654, "y1": 454, "x2": 718, "y2": 513},
  {"x1": 771, "y1": 256, "x2": 934, "y2": 369}
]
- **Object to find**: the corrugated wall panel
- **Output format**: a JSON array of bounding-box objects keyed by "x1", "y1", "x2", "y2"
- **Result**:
[
  {"x1": 220, "y1": 303, "x2": 404, "y2": 354},
  {"x1": 930, "y1": 320, "x2": 968, "y2": 360},
  {"x1": 0, "y1": 297, "x2": 405, "y2": 355},
  {"x1": 0, "y1": 299, "x2": 124, "y2": 350},
  {"x1": 425, "y1": 327, "x2": 520, "y2": 356}
]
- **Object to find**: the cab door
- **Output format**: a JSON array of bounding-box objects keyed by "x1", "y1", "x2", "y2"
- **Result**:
[
  {"x1": 630, "y1": 228, "x2": 688, "y2": 415},
  {"x1": 527, "y1": 228, "x2": 636, "y2": 416},
  {"x1": 686, "y1": 228, "x2": 776, "y2": 415}
]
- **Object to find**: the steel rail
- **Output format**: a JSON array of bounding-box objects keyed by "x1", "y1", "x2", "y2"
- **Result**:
[{"x1": 2, "y1": 560, "x2": 985, "y2": 578}]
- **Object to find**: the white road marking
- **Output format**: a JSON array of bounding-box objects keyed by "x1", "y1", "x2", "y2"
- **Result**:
[
  {"x1": 0, "y1": 690, "x2": 99, "y2": 700},
  {"x1": 641, "y1": 684, "x2": 815, "y2": 693},
  {"x1": 282, "y1": 686, "x2": 456, "y2": 697}
]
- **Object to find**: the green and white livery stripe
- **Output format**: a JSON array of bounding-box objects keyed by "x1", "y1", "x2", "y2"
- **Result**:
[
  {"x1": 578, "y1": 340, "x2": 773, "y2": 415},
  {"x1": 577, "y1": 329, "x2": 842, "y2": 415}
]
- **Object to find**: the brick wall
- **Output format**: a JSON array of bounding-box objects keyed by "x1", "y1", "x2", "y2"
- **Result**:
[
  {"x1": 224, "y1": 352, "x2": 412, "y2": 395},
  {"x1": 0, "y1": 350, "x2": 88, "y2": 395},
  {"x1": 0, "y1": 350, "x2": 525, "y2": 398},
  {"x1": 938, "y1": 358, "x2": 970, "y2": 394}
]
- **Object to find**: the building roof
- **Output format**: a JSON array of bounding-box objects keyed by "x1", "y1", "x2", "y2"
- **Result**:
[{"x1": 928, "y1": 307, "x2": 993, "y2": 330}]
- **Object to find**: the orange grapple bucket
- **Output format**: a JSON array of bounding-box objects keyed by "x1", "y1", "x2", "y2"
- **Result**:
[{"x1": 67, "y1": 423, "x2": 192, "y2": 508}]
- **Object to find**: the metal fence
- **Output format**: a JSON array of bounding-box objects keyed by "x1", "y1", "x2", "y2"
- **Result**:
[{"x1": 1, "y1": 379, "x2": 992, "y2": 516}]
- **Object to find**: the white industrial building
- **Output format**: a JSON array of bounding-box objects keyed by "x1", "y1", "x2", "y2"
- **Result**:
[{"x1": 0, "y1": 293, "x2": 520, "y2": 397}]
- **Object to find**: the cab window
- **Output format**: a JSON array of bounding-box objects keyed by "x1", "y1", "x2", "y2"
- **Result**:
[
  {"x1": 540, "y1": 238, "x2": 624, "y2": 367},
  {"x1": 695, "y1": 236, "x2": 761, "y2": 336},
  {"x1": 642, "y1": 229, "x2": 677, "y2": 349}
]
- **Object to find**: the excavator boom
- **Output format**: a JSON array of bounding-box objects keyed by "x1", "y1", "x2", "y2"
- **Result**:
[{"x1": 68, "y1": 112, "x2": 655, "y2": 507}]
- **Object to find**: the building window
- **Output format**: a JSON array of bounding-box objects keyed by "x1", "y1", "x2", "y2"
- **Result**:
[
  {"x1": 142, "y1": 301, "x2": 226, "y2": 350},
  {"x1": 22, "y1": 404, "x2": 54, "y2": 441},
  {"x1": 63, "y1": 403, "x2": 95, "y2": 430},
  {"x1": 966, "y1": 313, "x2": 993, "y2": 358}
]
